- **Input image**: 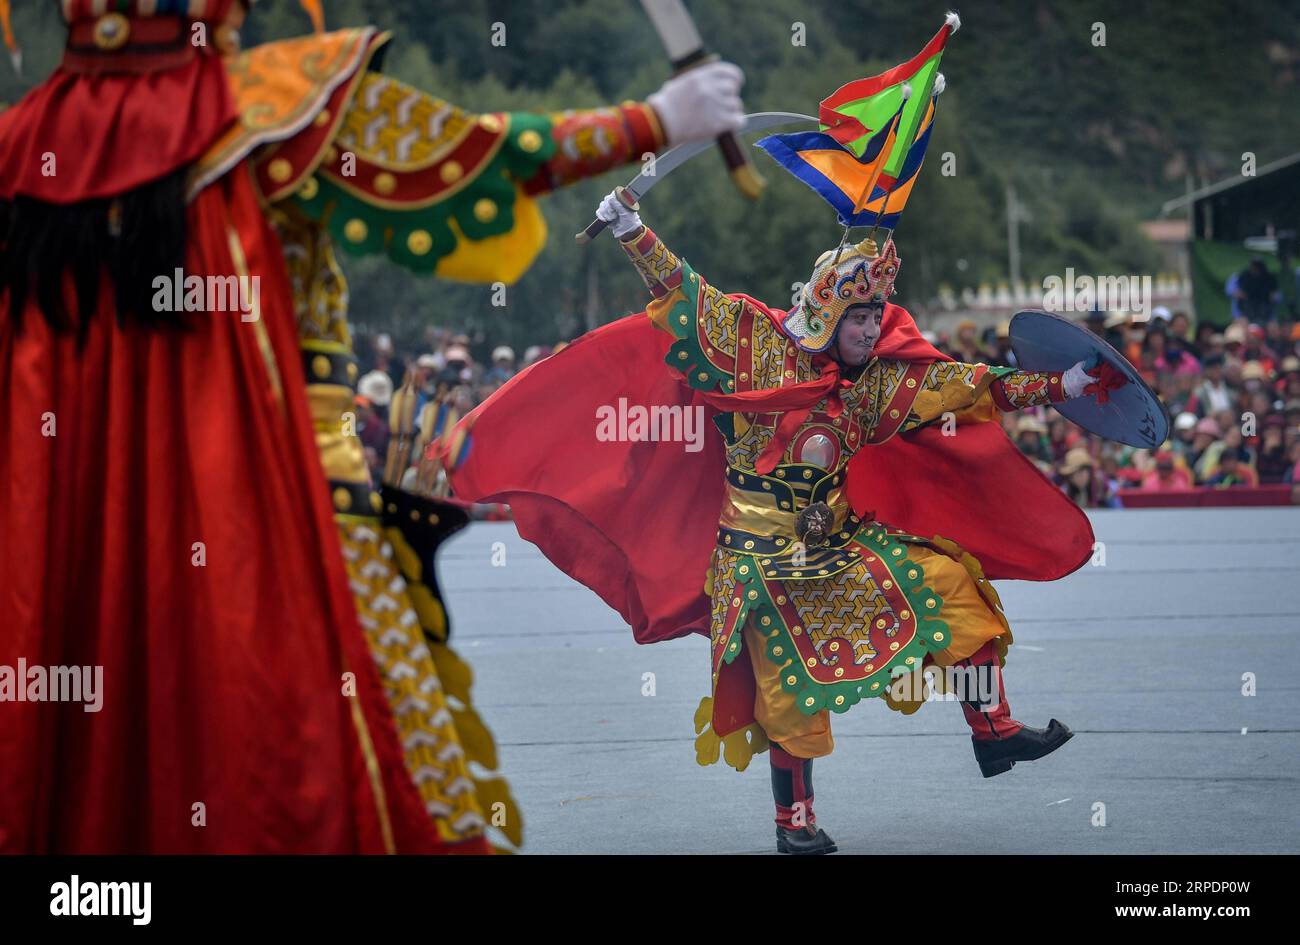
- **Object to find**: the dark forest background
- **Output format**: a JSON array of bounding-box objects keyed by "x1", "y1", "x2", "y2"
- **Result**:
[{"x1": 2, "y1": 0, "x2": 1297, "y2": 353}]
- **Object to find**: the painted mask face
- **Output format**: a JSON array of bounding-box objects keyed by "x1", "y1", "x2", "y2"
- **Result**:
[
  {"x1": 784, "y1": 238, "x2": 900, "y2": 353},
  {"x1": 833, "y1": 302, "x2": 885, "y2": 366}
]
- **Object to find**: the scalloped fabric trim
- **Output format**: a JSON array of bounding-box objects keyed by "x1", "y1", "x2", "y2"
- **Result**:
[
  {"x1": 734, "y1": 526, "x2": 952, "y2": 716},
  {"x1": 657, "y1": 263, "x2": 734, "y2": 392},
  {"x1": 382, "y1": 523, "x2": 524, "y2": 849},
  {"x1": 294, "y1": 112, "x2": 553, "y2": 277},
  {"x1": 693, "y1": 696, "x2": 769, "y2": 771}
]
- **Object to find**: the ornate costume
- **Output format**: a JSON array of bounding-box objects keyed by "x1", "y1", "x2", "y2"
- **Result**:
[
  {"x1": 445, "y1": 209, "x2": 1124, "y2": 852},
  {"x1": 627, "y1": 226, "x2": 1077, "y2": 744},
  {"x1": 0, "y1": 0, "x2": 741, "y2": 853},
  {"x1": 444, "y1": 12, "x2": 1135, "y2": 851}
]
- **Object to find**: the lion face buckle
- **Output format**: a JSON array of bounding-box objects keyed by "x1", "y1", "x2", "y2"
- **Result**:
[{"x1": 795, "y1": 501, "x2": 834, "y2": 546}]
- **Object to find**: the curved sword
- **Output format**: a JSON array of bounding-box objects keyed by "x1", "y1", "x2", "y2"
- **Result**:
[{"x1": 574, "y1": 110, "x2": 816, "y2": 244}]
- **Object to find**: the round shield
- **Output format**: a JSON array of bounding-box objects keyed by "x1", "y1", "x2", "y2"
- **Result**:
[{"x1": 1009, "y1": 309, "x2": 1170, "y2": 449}]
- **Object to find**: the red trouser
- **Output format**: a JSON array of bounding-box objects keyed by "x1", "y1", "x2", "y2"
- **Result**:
[
  {"x1": 769, "y1": 743, "x2": 818, "y2": 829},
  {"x1": 768, "y1": 640, "x2": 1023, "y2": 826},
  {"x1": 953, "y1": 640, "x2": 1024, "y2": 741}
]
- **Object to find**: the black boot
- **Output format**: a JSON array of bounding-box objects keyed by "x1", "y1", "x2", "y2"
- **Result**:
[
  {"x1": 971, "y1": 718, "x2": 1073, "y2": 778},
  {"x1": 770, "y1": 745, "x2": 837, "y2": 855},
  {"x1": 776, "y1": 822, "x2": 838, "y2": 855}
]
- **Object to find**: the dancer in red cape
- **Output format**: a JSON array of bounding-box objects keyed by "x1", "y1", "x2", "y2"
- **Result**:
[
  {"x1": 0, "y1": 0, "x2": 747, "y2": 853},
  {"x1": 446, "y1": 192, "x2": 1128, "y2": 854},
  {"x1": 0, "y1": 2, "x2": 434, "y2": 853}
]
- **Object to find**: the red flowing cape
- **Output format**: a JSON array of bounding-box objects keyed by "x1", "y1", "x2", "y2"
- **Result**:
[
  {"x1": 448, "y1": 300, "x2": 1094, "y2": 656},
  {"x1": 0, "y1": 167, "x2": 465, "y2": 854},
  {"x1": 0, "y1": 51, "x2": 234, "y2": 203}
]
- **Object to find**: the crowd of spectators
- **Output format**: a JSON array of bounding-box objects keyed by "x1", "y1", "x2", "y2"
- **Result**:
[
  {"x1": 349, "y1": 328, "x2": 558, "y2": 488},
  {"x1": 948, "y1": 306, "x2": 1300, "y2": 508},
  {"x1": 350, "y1": 304, "x2": 1300, "y2": 510}
]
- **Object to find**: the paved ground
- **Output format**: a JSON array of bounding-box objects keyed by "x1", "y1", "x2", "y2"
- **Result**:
[{"x1": 440, "y1": 507, "x2": 1300, "y2": 854}]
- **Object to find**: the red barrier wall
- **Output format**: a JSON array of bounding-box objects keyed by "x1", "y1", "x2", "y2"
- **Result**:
[{"x1": 1116, "y1": 485, "x2": 1294, "y2": 508}]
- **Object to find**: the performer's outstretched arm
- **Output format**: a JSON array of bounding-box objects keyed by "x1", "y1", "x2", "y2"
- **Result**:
[
  {"x1": 595, "y1": 190, "x2": 741, "y2": 387},
  {"x1": 617, "y1": 221, "x2": 687, "y2": 302},
  {"x1": 523, "y1": 62, "x2": 745, "y2": 195},
  {"x1": 261, "y1": 57, "x2": 743, "y2": 285},
  {"x1": 593, "y1": 190, "x2": 692, "y2": 299},
  {"x1": 898, "y1": 358, "x2": 1128, "y2": 433},
  {"x1": 988, "y1": 360, "x2": 1128, "y2": 410}
]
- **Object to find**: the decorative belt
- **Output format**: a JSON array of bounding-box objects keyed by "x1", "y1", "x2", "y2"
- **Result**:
[
  {"x1": 303, "y1": 341, "x2": 368, "y2": 484},
  {"x1": 302, "y1": 342, "x2": 359, "y2": 388},
  {"x1": 328, "y1": 479, "x2": 383, "y2": 518},
  {"x1": 717, "y1": 462, "x2": 860, "y2": 559},
  {"x1": 720, "y1": 462, "x2": 848, "y2": 518},
  {"x1": 62, "y1": 13, "x2": 238, "y2": 74}
]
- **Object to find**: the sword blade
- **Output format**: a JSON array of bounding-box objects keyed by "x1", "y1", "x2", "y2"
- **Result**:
[
  {"x1": 624, "y1": 111, "x2": 815, "y2": 201},
  {"x1": 574, "y1": 111, "x2": 815, "y2": 244},
  {"x1": 639, "y1": 0, "x2": 705, "y2": 66}
]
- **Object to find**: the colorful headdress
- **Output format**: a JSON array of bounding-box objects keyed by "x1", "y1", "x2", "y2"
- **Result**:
[{"x1": 783, "y1": 237, "x2": 901, "y2": 352}]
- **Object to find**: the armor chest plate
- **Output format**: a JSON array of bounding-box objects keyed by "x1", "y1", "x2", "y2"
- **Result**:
[{"x1": 724, "y1": 358, "x2": 902, "y2": 472}]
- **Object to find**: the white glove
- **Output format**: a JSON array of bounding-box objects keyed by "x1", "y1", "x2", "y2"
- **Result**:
[
  {"x1": 1062, "y1": 360, "x2": 1091, "y2": 399},
  {"x1": 596, "y1": 190, "x2": 643, "y2": 240},
  {"x1": 646, "y1": 61, "x2": 745, "y2": 147}
]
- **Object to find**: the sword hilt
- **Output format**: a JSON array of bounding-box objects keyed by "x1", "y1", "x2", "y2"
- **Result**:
[
  {"x1": 668, "y1": 51, "x2": 765, "y2": 200},
  {"x1": 575, "y1": 185, "x2": 639, "y2": 245}
]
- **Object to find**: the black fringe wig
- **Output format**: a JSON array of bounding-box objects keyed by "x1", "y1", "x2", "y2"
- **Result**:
[{"x1": 0, "y1": 167, "x2": 192, "y2": 346}]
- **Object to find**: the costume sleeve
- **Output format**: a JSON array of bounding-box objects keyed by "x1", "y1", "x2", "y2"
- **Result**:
[
  {"x1": 278, "y1": 72, "x2": 663, "y2": 285},
  {"x1": 618, "y1": 224, "x2": 686, "y2": 300},
  {"x1": 521, "y1": 103, "x2": 666, "y2": 195},
  {"x1": 897, "y1": 361, "x2": 1066, "y2": 433},
  {"x1": 200, "y1": 28, "x2": 667, "y2": 285},
  {"x1": 619, "y1": 225, "x2": 741, "y2": 392},
  {"x1": 987, "y1": 366, "x2": 1068, "y2": 411}
]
